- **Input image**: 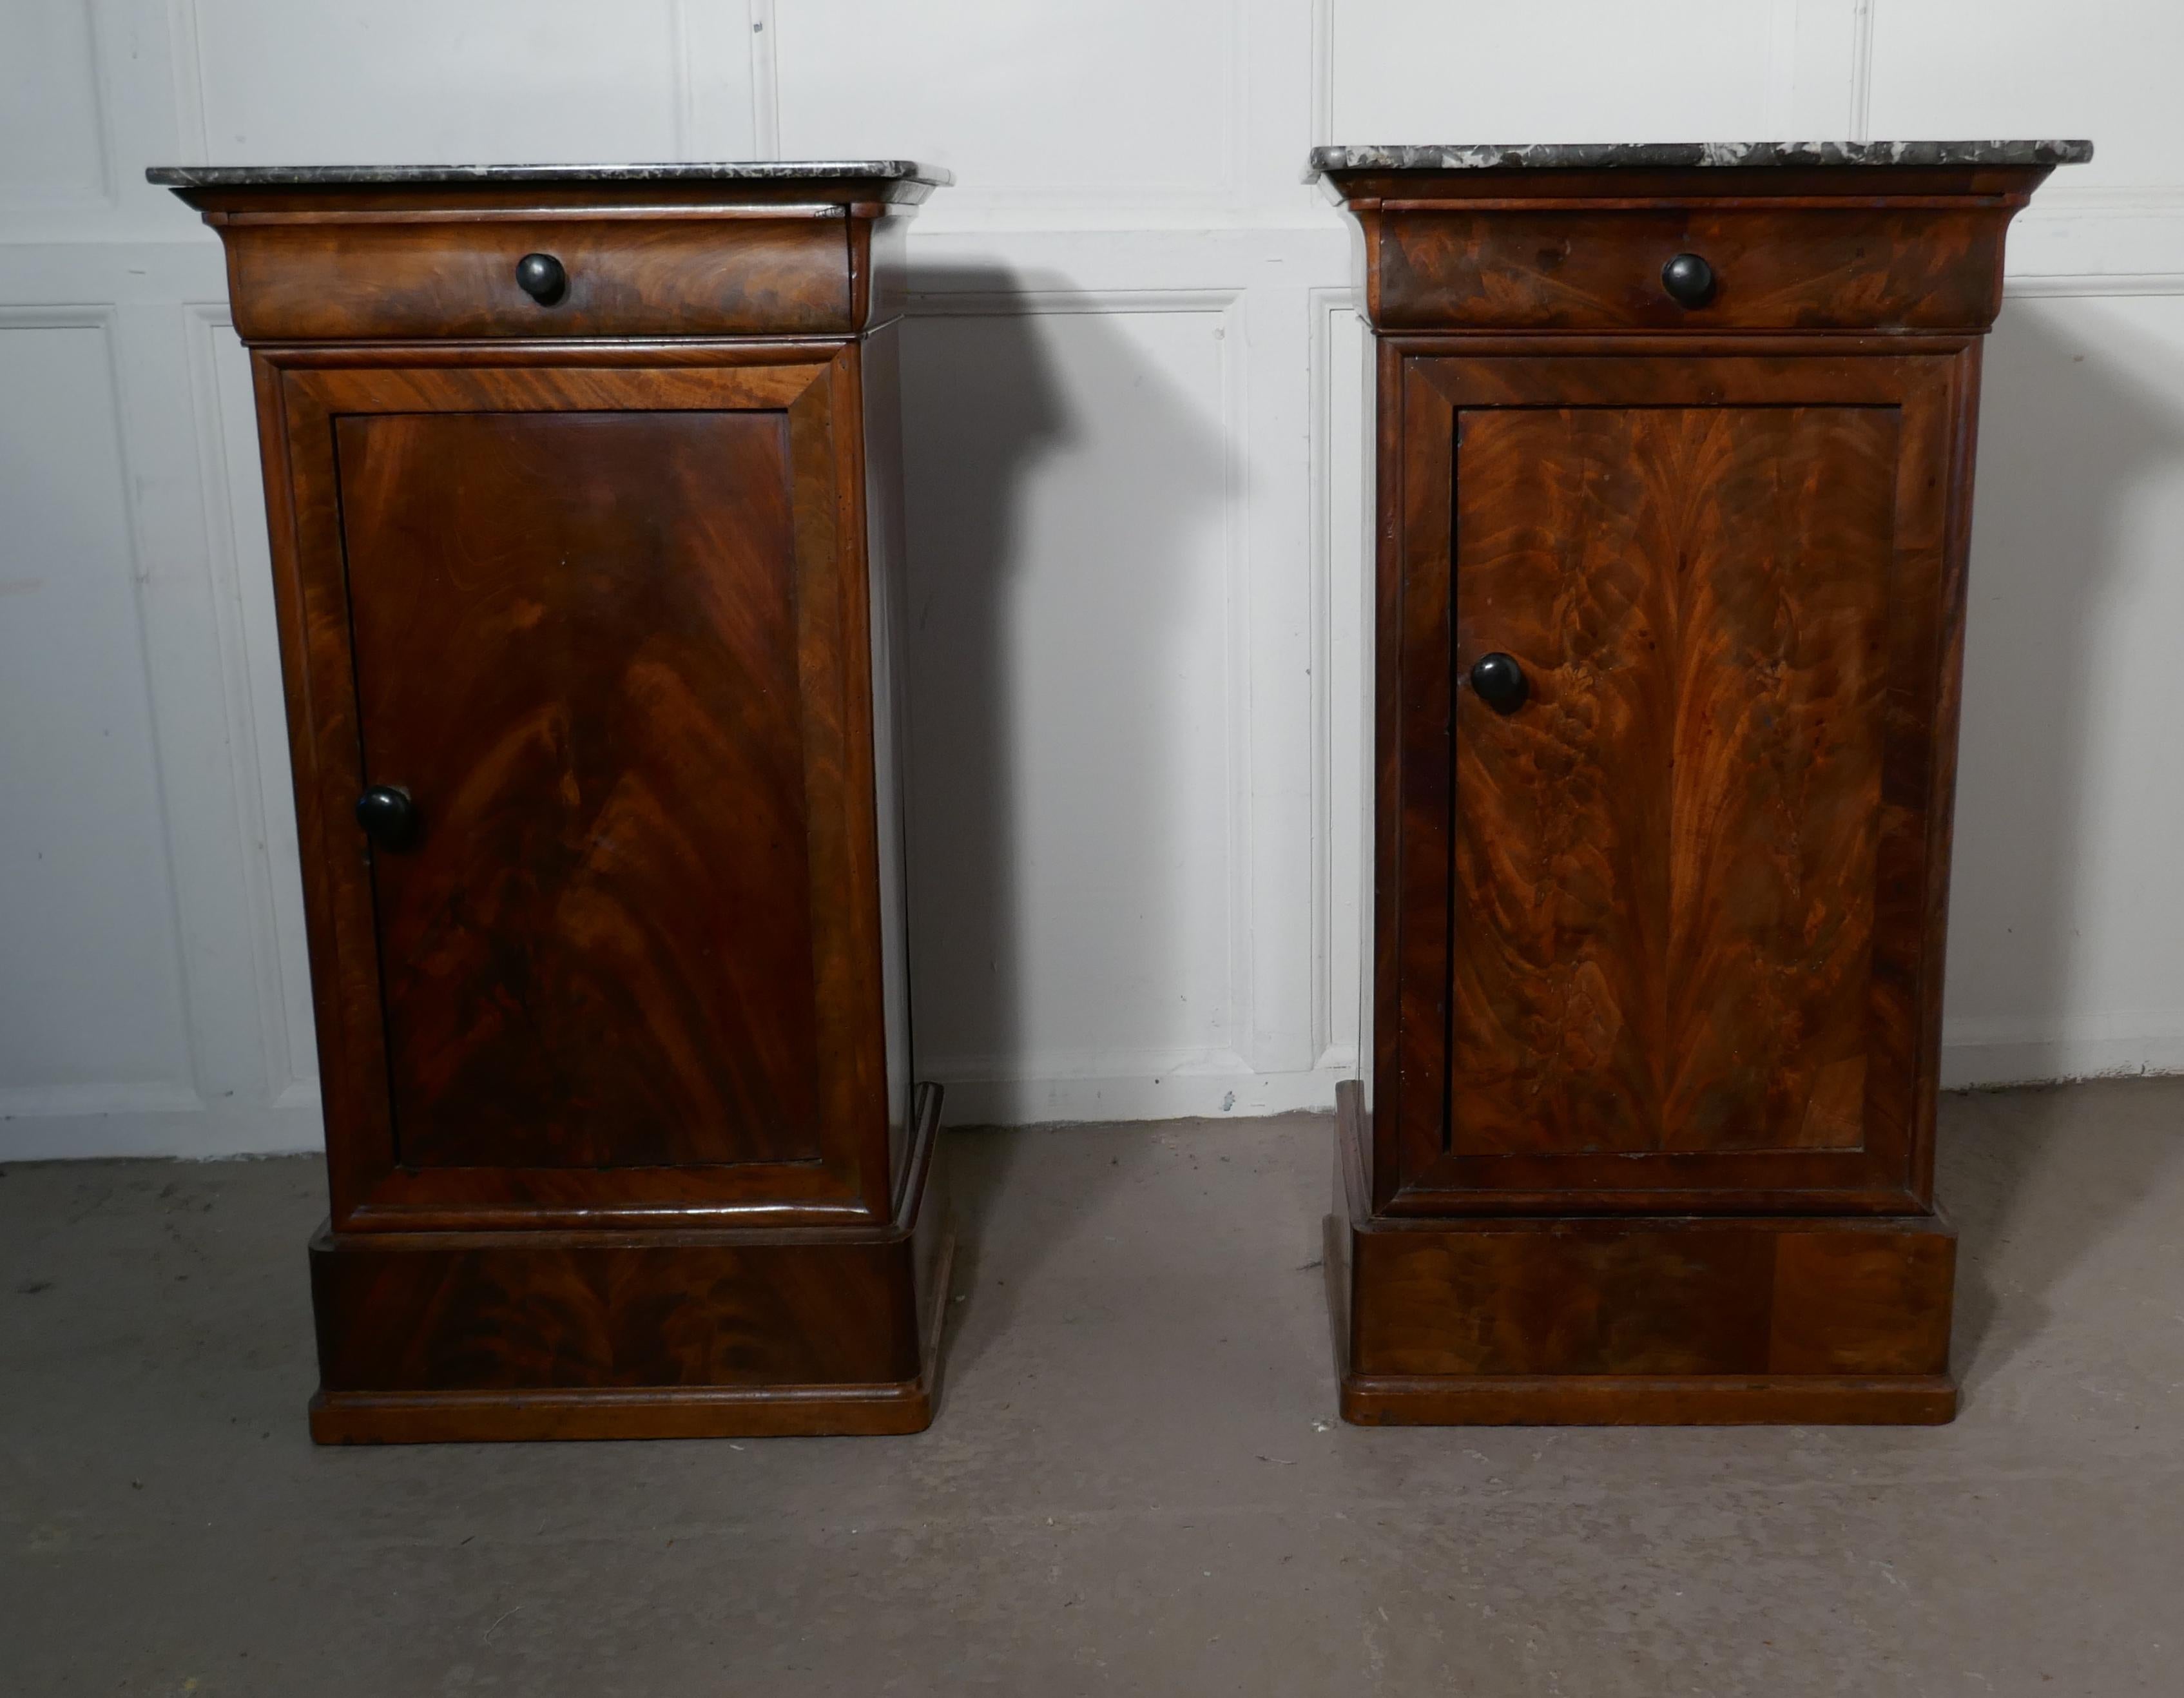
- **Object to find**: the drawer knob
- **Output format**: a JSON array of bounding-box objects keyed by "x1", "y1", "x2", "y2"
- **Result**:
[
  {"x1": 1469, "y1": 652, "x2": 1528, "y2": 715},
  {"x1": 1661, "y1": 252, "x2": 1716, "y2": 308},
  {"x1": 515, "y1": 251, "x2": 568, "y2": 305},
  {"x1": 355, "y1": 785, "x2": 420, "y2": 852}
]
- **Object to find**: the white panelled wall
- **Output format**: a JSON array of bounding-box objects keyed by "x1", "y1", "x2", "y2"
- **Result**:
[{"x1": 2, "y1": 1, "x2": 2179, "y2": 1158}]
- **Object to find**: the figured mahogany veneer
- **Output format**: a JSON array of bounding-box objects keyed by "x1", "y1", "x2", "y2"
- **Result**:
[
  {"x1": 182, "y1": 174, "x2": 922, "y2": 342},
  {"x1": 1389, "y1": 347, "x2": 1962, "y2": 1214},
  {"x1": 1453, "y1": 403, "x2": 1897, "y2": 1158},
  {"x1": 342, "y1": 406, "x2": 821, "y2": 1170},
  {"x1": 311, "y1": 1086, "x2": 952, "y2": 1442},
  {"x1": 1328, "y1": 1085, "x2": 1955, "y2": 1425},
  {"x1": 1332, "y1": 161, "x2": 2038, "y2": 334},
  {"x1": 160, "y1": 164, "x2": 946, "y2": 1440},
  {"x1": 1322, "y1": 149, "x2": 2083, "y2": 1425}
]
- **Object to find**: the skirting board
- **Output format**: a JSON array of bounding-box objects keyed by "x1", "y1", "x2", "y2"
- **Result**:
[
  {"x1": 14, "y1": 1019, "x2": 2184, "y2": 1158},
  {"x1": 923, "y1": 1061, "x2": 1345, "y2": 1126},
  {"x1": 0, "y1": 1100, "x2": 325, "y2": 1161},
  {"x1": 1938, "y1": 1013, "x2": 2184, "y2": 1090}
]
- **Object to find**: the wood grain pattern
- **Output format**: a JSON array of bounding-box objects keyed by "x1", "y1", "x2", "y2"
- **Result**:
[
  {"x1": 175, "y1": 171, "x2": 941, "y2": 1440},
  {"x1": 312, "y1": 1228, "x2": 917, "y2": 1391},
  {"x1": 307, "y1": 1086, "x2": 953, "y2": 1443},
  {"x1": 168, "y1": 177, "x2": 933, "y2": 345},
  {"x1": 1368, "y1": 205, "x2": 2013, "y2": 333},
  {"x1": 223, "y1": 215, "x2": 858, "y2": 342},
  {"x1": 1384, "y1": 350, "x2": 1960, "y2": 1215},
  {"x1": 1315, "y1": 159, "x2": 2074, "y2": 1424},
  {"x1": 269, "y1": 354, "x2": 896, "y2": 1227},
  {"x1": 1328, "y1": 1083, "x2": 1956, "y2": 1423},
  {"x1": 339, "y1": 409, "x2": 818, "y2": 1170},
  {"x1": 1450, "y1": 404, "x2": 1897, "y2": 1157},
  {"x1": 1348, "y1": 1215, "x2": 1953, "y2": 1379}
]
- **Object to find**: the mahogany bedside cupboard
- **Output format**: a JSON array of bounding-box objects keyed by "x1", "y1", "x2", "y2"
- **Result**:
[
  {"x1": 1315, "y1": 140, "x2": 2090, "y2": 1426},
  {"x1": 151, "y1": 161, "x2": 952, "y2": 1442}
]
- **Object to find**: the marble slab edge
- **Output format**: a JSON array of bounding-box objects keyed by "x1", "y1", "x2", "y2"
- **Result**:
[
  {"x1": 146, "y1": 160, "x2": 954, "y2": 188},
  {"x1": 1309, "y1": 140, "x2": 2094, "y2": 177}
]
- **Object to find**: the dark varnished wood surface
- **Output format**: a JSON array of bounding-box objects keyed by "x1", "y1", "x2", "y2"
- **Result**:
[
  {"x1": 1324, "y1": 161, "x2": 2051, "y2": 336},
  {"x1": 267, "y1": 353, "x2": 895, "y2": 1228},
  {"x1": 169, "y1": 173, "x2": 925, "y2": 344},
  {"x1": 1366, "y1": 204, "x2": 2015, "y2": 333},
  {"x1": 222, "y1": 215, "x2": 861, "y2": 342},
  {"x1": 314, "y1": 1227, "x2": 918, "y2": 1391},
  {"x1": 1382, "y1": 349, "x2": 1962, "y2": 1213},
  {"x1": 1349, "y1": 1210, "x2": 1955, "y2": 1379},
  {"x1": 1318, "y1": 159, "x2": 2067, "y2": 1423},
  {"x1": 1337, "y1": 1371, "x2": 1957, "y2": 1426},
  {"x1": 1328, "y1": 1083, "x2": 1955, "y2": 1423},
  {"x1": 175, "y1": 172, "x2": 942, "y2": 1440},
  {"x1": 309, "y1": 1086, "x2": 952, "y2": 1442},
  {"x1": 1450, "y1": 403, "x2": 1896, "y2": 1158},
  {"x1": 339, "y1": 409, "x2": 817, "y2": 1170}
]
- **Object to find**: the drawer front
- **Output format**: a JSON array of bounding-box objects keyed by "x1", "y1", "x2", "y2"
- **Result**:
[
  {"x1": 226, "y1": 215, "x2": 856, "y2": 340},
  {"x1": 1370, "y1": 204, "x2": 2006, "y2": 331}
]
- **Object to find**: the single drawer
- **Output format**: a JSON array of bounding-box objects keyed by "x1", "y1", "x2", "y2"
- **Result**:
[
  {"x1": 1367, "y1": 203, "x2": 2008, "y2": 332},
  {"x1": 222, "y1": 213, "x2": 858, "y2": 341}
]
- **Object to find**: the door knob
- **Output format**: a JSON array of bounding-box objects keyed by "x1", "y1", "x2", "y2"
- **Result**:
[
  {"x1": 1661, "y1": 252, "x2": 1716, "y2": 308},
  {"x1": 1469, "y1": 652, "x2": 1528, "y2": 715},
  {"x1": 355, "y1": 785, "x2": 420, "y2": 851},
  {"x1": 515, "y1": 252, "x2": 568, "y2": 305}
]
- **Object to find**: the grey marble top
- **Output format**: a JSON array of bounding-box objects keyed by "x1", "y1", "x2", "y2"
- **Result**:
[
  {"x1": 1310, "y1": 140, "x2": 2093, "y2": 173},
  {"x1": 147, "y1": 160, "x2": 952, "y2": 188}
]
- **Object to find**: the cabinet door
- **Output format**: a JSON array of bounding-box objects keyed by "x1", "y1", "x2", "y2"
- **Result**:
[
  {"x1": 1377, "y1": 349, "x2": 1975, "y2": 1213},
  {"x1": 264, "y1": 351, "x2": 894, "y2": 1228}
]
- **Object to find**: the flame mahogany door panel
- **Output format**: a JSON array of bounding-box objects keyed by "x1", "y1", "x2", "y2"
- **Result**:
[
  {"x1": 343, "y1": 408, "x2": 820, "y2": 1171},
  {"x1": 269, "y1": 354, "x2": 897, "y2": 1230},
  {"x1": 1380, "y1": 351, "x2": 1969, "y2": 1215}
]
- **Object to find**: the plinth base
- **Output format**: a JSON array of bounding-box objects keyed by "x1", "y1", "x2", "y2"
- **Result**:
[
  {"x1": 1328, "y1": 1083, "x2": 1957, "y2": 1427},
  {"x1": 308, "y1": 1085, "x2": 952, "y2": 1443}
]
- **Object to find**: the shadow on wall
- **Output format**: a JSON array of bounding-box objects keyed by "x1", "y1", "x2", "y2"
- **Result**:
[
  {"x1": 894, "y1": 267, "x2": 1232, "y2": 1377},
  {"x1": 1946, "y1": 297, "x2": 2184, "y2": 1084},
  {"x1": 1944, "y1": 296, "x2": 2184, "y2": 1393}
]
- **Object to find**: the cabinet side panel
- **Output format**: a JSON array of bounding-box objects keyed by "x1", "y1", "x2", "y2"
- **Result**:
[
  {"x1": 1357, "y1": 320, "x2": 1382, "y2": 1131},
  {"x1": 1911, "y1": 343, "x2": 1984, "y2": 1207},
  {"x1": 1367, "y1": 336, "x2": 1407, "y2": 1206},
  {"x1": 800, "y1": 348, "x2": 895, "y2": 1216}
]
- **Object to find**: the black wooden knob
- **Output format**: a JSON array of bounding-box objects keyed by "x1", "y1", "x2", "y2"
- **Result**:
[
  {"x1": 515, "y1": 252, "x2": 567, "y2": 305},
  {"x1": 354, "y1": 785, "x2": 420, "y2": 851},
  {"x1": 1661, "y1": 252, "x2": 1716, "y2": 308},
  {"x1": 1469, "y1": 652, "x2": 1528, "y2": 715}
]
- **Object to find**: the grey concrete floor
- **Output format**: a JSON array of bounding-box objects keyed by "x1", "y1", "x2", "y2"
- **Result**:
[{"x1": 4, "y1": 1078, "x2": 2181, "y2": 1697}]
